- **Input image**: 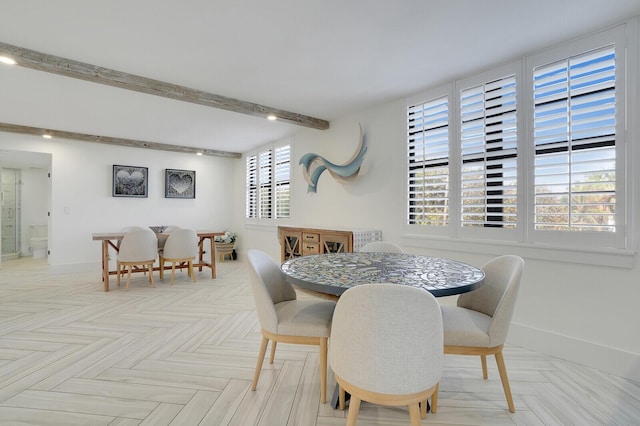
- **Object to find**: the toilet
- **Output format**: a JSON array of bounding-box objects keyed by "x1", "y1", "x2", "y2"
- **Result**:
[{"x1": 30, "y1": 224, "x2": 48, "y2": 259}]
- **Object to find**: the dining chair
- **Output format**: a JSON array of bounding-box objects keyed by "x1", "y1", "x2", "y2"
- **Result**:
[
  {"x1": 358, "y1": 241, "x2": 404, "y2": 253},
  {"x1": 247, "y1": 249, "x2": 336, "y2": 403},
  {"x1": 116, "y1": 226, "x2": 145, "y2": 249},
  {"x1": 330, "y1": 283, "x2": 443, "y2": 426},
  {"x1": 159, "y1": 228, "x2": 199, "y2": 285},
  {"x1": 116, "y1": 228, "x2": 158, "y2": 291},
  {"x1": 441, "y1": 255, "x2": 524, "y2": 413}
]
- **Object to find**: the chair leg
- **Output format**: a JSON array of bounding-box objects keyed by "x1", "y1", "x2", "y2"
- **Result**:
[
  {"x1": 431, "y1": 383, "x2": 439, "y2": 413},
  {"x1": 251, "y1": 336, "x2": 269, "y2": 391},
  {"x1": 159, "y1": 257, "x2": 164, "y2": 280},
  {"x1": 189, "y1": 261, "x2": 196, "y2": 283},
  {"x1": 170, "y1": 264, "x2": 176, "y2": 285},
  {"x1": 320, "y1": 337, "x2": 328, "y2": 404},
  {"x1": 481, "y1": 354, "x2": 488, "y2": 379},
  {"x1": 339, "y1": 385, "x2": 346, "y2": 410},
  {"x1": 409, "y1": 403, "x2": 422, "y2": 426},
  {"x1": 495, "y1": 351, "x2": 515, "y2": 413},
  {"x1": 420, "y1": 399, "x2": 427, "y2": 419},
  {"x1": 346, "y1": 395, "x2": 361, "y2": 426},
  {"x1": 126, "y1": 266, "x2": 132, "y2": 291},
  {"x1": 269, "y1": 341, "x2": 277, "y2": 363},
  {"x1": 148, "y1": 264, "x2": 155, "y2": 287}
]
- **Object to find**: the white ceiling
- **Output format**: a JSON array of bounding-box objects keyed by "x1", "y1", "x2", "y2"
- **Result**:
[{"x1": 1, "y1": 0, "x2": 639, "y2": 156}]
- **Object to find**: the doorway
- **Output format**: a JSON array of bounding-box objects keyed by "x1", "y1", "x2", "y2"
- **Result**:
[
  {"x1": 1, "y1": 168, "x2": 22, "y2": 261},
  {"x1": 0, "y1": 150, "x2": 52, "y2": 268}
]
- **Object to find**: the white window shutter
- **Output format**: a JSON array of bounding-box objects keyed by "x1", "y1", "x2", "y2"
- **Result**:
[
  {"x1": 533, "y1": 46, "x2": 616, "y2": 232},
  {"x1": 275, "y1": 145, "x2": 291, "y2": 218},
  {"x1": 245, "y1": 155, "x2": 257, "y2": 218},
  {"x1": 258, "y1": 150, "x2": 272, "y2": 219},
  {"x1": 407, "y1": 96, "x2": 450, "y2": 226},
  {"x1": 460, "y1": 75, "x2": 518, "y2": 229}
]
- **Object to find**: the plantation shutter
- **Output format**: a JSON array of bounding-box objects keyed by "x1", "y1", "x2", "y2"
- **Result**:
[
  {"x1": 258, "y1": 150, "x2": 272, "y2": 218},
  {"x1": 407, "y1": 96, "x2": 449, "y2": 226},
  {"x1": 245, "y1": 155, "x2": 257, "y2": 218},
  {"x1": 460, "y1": 75, "x2": 518, "y2": 228},
  {"x1": 274, "y1": 145, "x2": 291, "y2": 218},
  {"x1": 533, "y1": 46, "x2": 616, "y2": 232}
]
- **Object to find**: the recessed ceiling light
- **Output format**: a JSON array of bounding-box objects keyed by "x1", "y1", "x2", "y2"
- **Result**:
[
  {"x1": 196, "y1": 152, "x2": 203, "y2": 156},
  {"x1": 42, "y1": 134, "x2": 52, "y2": 139},
  {"x1": 0, "y1": 56, "x2": 17, "y2": 65},
  {"x1": 267, "y1": 114, "x2": 277, "y2": 121}
]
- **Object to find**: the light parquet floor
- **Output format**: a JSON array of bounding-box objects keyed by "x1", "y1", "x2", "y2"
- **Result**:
[{"x1": 0, "y1": 257, "x2": 638, "y2": 425}]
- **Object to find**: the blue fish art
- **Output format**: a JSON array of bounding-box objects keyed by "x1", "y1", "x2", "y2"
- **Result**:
[{"x1": 300, "y1": 124, "x2": 367, "y2": 193}]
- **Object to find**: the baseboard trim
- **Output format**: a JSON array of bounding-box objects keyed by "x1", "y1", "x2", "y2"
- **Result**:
[{"x1": 508, "y1": 322, "x2": 640, "y2": 383}]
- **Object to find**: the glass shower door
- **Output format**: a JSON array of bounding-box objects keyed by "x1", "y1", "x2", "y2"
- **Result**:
[{"x1": 1, "y1": 168, "x2": 21, "y2": 260}]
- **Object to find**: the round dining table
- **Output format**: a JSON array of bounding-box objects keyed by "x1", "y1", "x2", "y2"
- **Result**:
[{"x1": 280, "y1": 252, "x2": 485, "y2": 299}]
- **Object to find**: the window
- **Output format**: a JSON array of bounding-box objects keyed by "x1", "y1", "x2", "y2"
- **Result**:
[
  {"x1": 460, "y1": 74, "x2": 518, "y2": 229},
  {"x1": 532, "y1": 47, "x2": 616, "y2": 232},
  {"x1": 407, "y1": 96, "x2": 450, "y2": 227},
  {"x1": 246, "y1": 143, "x2": 291, "y2": 220},
  {"x1": 406, "y1": 24, "x2": 630, "y2": 252}
]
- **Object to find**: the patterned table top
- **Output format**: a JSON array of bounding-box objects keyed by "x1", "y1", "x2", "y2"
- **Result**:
[{"x1": 281, "y1": 252, "x2": 485, "y2": 297}]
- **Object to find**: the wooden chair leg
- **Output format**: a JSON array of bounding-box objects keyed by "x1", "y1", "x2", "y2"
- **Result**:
[
  {"x1": 431, "y1": 383, "x2": 439, "y2": 413},
  {"x1": 126, "y1": 266, "x2": 132, "y2": 291},
  {"x1": 409, "y1": 403, "x2": 422, "y2": 426},
  {"x1": 159, "y1": 257, "x2": 164, "y2": 280},
  {"x1": 251, "y1": 336, "x2": 269, "y2": 391},
  {"x1": 346, "y1": 395, "x2": 361, "y2": 426},
  {"x1": 269, "y1": 341, "x2": 277, "y2": 363},
  {"x1": 117, "y1": 263, "x2": 121, "y2": 287},
  {"x1": 420, "y1": 399, "x2": 427, "y2": 419},
  {"x1": 339, "y1": 385, "x2": 346, "y2": 410},
  {"x1": 320, "y1": 337, "x2": 328, "y2": 404},
  {"x1": 495, "y1": 351, "x2": 515, "y2": 413},
  {"x1": 481, "y1": 354, "x2": 488, "y2": 379},
  {"x1": 170, "y1": 264, "x2": 176, "y2": 285},
  {"x1": 148, "y1": 264, "x2": 155, "y2": 287},
  {"x1": 189, "y1": 261, "x2": 196, "y2": 283}
]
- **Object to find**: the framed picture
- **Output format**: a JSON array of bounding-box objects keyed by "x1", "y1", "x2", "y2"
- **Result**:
[
  {"x1": 165, "y1": 168, "x2": 196, "y2": 198},
  {"x1": 112, "y1": 165, "x2": 148, "y2": 198}
]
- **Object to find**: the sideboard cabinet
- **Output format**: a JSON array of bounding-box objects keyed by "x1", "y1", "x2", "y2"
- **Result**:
[{"x1": 278, "y1": 226, "x2": 381, "y2": 261}]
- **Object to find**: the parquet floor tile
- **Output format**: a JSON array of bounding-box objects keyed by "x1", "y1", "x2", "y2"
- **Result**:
[{"x1": 0, "y1": 257, "x2": 638, "y2": 425}]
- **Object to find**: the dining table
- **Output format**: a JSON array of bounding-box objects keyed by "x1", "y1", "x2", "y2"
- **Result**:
[
  {"x1": 281, "y1": 251, "x2": 485, "y2": 299},
  {"x1": 92, "y1": 230, "x2": 224, "y2": 291},
  {"x1": 280, "y1": 251, "x2": 485, "y2": 409}
]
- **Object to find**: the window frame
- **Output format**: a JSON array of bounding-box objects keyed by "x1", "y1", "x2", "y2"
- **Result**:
[
  {"x1": 403, "y1": 22, "x2": 636, "y2": 266},
  {"x1": 245, "y1": 140, "x2": 292, "y2": 224},
  {"x1": 525, "y1": 25, "x2": 627, "y2": 250}
]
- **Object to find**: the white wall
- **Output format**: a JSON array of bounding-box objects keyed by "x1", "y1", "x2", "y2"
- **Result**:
[
  {"x1": 236, "y1": 98, "x2": 640, "y2": 383},
  {"x1": 0, "y1": 133, "x2": 239, "y2": 271}
]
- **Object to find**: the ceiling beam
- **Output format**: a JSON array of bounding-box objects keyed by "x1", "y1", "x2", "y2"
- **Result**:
[
  {"x1": 0, "y1": 122, "x2": 241, "y2": 159},
  {"x1": 0, "y1": 41, "x2": 330, "y2": 130}
]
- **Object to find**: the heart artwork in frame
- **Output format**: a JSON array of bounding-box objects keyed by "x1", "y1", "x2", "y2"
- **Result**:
[{"x1": 165, "y1": 168, "x2": 196, "y2": 199}]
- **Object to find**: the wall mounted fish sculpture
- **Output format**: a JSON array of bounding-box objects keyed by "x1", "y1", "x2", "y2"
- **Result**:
[{"x1": 299, "y1": 124, "x2": 367, "y2": 193}]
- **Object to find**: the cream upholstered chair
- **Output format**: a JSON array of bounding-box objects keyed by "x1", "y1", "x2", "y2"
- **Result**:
[
  {"x1": 358, "y1": 241, "x2": 404, "y2": 253},
  {"x1": 330, "y1": 283, "x2": 443, "y2": 426},
  {"x1": 116, "y1": 229, "x2": 158, "y2": 291},
  {"x1": 116, "y1": 226, "x2": 145, "y2": 250},
  {"x1": 247, "y1": 249, "x2": 336, "y2": 403},
  {"x1": 441, "y1": 255, "x2": 524, "y2": 413},
  {"x1": 159, "y1": 228, "x2": 199, "y2": 285}
]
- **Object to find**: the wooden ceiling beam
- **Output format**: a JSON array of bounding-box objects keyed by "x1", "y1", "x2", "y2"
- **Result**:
[
  {"x1": 0, "y1": 122, "x2": 241, "y2": 159},
  {"x1": 0, "y1": 41, "x2": 330, "y2": 130}
]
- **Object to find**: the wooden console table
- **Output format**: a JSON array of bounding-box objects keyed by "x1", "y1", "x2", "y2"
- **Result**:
[{"x1": 277, "y1": 226, "x2": 382, "y2": 262}]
